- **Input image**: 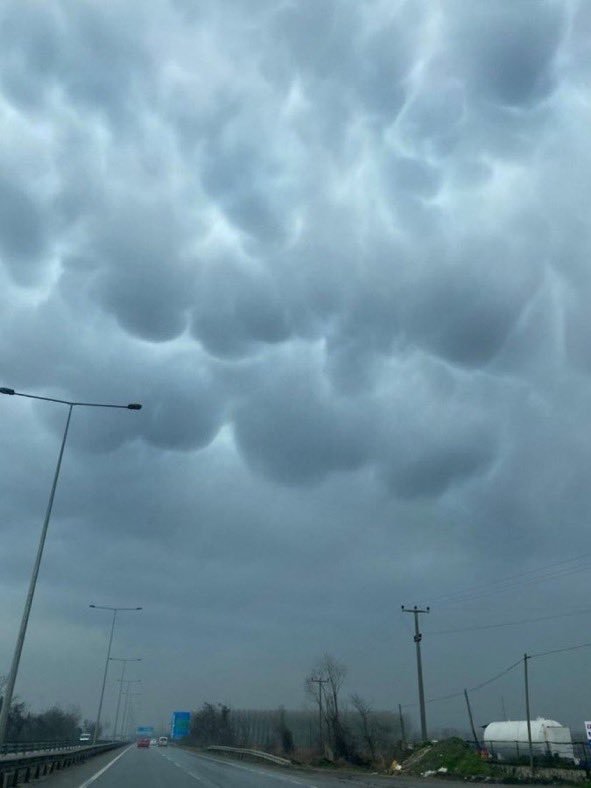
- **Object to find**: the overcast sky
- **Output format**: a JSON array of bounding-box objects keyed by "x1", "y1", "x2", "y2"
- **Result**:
[{"x1": 2, "y1": 0, "x2": 591, "y2": 739}]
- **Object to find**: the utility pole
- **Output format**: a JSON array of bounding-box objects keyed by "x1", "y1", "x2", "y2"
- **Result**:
[
  {"x1": 398, "y1": 703, "x2": 407, "y2": 748},
  {"x1": 309, "y1": 676, "x2": 327, "y2": 752},
  {"x1": 464, "y1": 689, "x2": 480, "y2": 750},
  {"x1": 524, "y1": 653, "x2": 534, "y2": 777},
  {"x1": 402, "y1": 605, "x2": 430, "y2": 742}
]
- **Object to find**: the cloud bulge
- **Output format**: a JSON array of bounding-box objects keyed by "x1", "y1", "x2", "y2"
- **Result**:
[{"x1": 1, "y1": 0, "x2": 591, "y2": 735}]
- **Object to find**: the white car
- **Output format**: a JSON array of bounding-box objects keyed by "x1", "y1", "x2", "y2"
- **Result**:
[
  {"x1": 158, "y1": 736, "x2": 168, "y2": 747},
  {"x1": 150, "y1": 738, "x2": 157, "y2": 747},
  {"x1": 79, "y1": 733, "x2": 91, "y2": 743}
]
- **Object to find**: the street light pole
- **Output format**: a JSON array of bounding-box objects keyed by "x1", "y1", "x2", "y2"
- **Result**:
[
  {"x1": 110, "y1": 658, "x2": 142, "y2": 739},
  {"x1": 90, "y1": 606, "x2": 142, "y2": 743},
  {"x1": 120, "y1": 681, "x2": 142, "y2": 740},
  {"x1": 0, "y1": 388, "x2": 141, "y2": 745}
]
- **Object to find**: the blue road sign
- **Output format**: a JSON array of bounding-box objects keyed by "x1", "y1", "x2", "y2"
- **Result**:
[{"x1": 170, "y1": 711, "x2": 190, "y2": 740}]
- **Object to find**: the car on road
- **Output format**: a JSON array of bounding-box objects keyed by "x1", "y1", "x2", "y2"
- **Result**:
[
  {"x1": 137, "y1": 737, "x2": 151, "y2": 748},
  {"x1": 79, "y1": 732, "x2": 91, "y2": 743},
  {"x1": 158, "y1": 736, "x2": 168, "y2": 746},
  {"x1": 150, "y1": 738, "x2": 158, "y2": 746}
]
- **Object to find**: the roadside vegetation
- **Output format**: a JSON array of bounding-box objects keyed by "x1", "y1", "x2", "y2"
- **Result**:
[
  {"x1": 0, "y1": 676, "x2": 96, "y2": 742},
  {"x1": 184, "y1": 653, "x2": 411, "y2": 771},
  {"x1": 181, "y1": 655, "x2": 590, "y2": 782}
]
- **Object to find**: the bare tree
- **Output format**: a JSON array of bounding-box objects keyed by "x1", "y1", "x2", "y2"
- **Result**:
[
  {"x1": 321, "y1": 654, "x2": 346, "y2": 723},
  {"x1": 274, "y1": 706, "x2": 294, "y2": 754},
  {"x1": 307, "y1": 654, "x2": 352, "y2": 759},
  {"x1": 351, "y1": 694, "x2": 378, "y2": 762}
]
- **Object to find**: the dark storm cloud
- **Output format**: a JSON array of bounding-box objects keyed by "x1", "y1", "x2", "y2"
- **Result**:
[
  {"x1": 400, "y1": 232, "x2": 543, "y2": 367},
  {"x1": 445, "y1": 1, "x2": 565, "y2": 108},
  {"x1": 0, "y1": 0, "x2": 576, "y2": 491},
  {"x1": 0, "y1": 0, "x2": 150, "y2": 122},
  {"x1": 88, "y1": 199, "x2": 194, "y2": 342},
  {"x1": 233, "y1": 351, "x2": 372, "y2": 484},
  {"x1": 190, "y1": 259, "x2": 291, "y2": 358},
  {"x1": 0, "y1": 174, "x2": 47, "y2": 284},
  {"x1": 2, "y1": 0, "x2": 591, "y2": 733}
]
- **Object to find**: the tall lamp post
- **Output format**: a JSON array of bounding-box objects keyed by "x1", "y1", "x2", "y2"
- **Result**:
[
  {"x1": 0, "y1": 388, "x2": 141, "y2": 745},
  {"x1": 90, "y1": 606, "x2": 142, "y2": 743},
  {"x1": 120, "y1": 681, "x2": 142, "y2": 740},
  {"x1": 109, "y1": 657, "x2": 142, "y2": 739}
]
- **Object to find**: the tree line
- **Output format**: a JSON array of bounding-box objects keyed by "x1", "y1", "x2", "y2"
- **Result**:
[
  {"x1": 0, "y1": 676, "x2": 93, "y2": 742},
  {"x1": 185, "y1": 654, "x2": 411, "y2": 767}
]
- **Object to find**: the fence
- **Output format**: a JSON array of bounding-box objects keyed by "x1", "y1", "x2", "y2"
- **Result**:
[{"x1": 467, "y1": 739, "x2": 591, "y2": 770}]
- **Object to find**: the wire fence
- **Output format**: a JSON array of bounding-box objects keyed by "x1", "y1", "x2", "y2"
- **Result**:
[{"x1": 466, "y1": 739, "x2": 591, "y2": 771}]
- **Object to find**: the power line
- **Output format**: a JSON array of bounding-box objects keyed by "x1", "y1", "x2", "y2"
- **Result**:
[
  {"x1": 400, "y1": 658, "x2": 522, "y2": 709},
  {"x1": 428, "y1": 607, "x2": 591, "y2": 636},
  {"x1": 436, "y1": 562, "x2": 591, "y2": 608},
  {"x1": 431, "y1": 553, "x2": 591, "y2": 607},
  {"x1": 399, "y1": 640, "x2": 591, "y2": 710},
  {"x1": 529, "y1": 640, "x2": 591, "y2": 659},
  {"x1": 436, "y1": 552, "x2": 591, "y2": 599},
  {"x1": 469, "y1": 658, "x2": 523, "y2": 692}
]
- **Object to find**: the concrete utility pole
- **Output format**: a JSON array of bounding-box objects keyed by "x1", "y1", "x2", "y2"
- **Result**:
[
  {"x1": 309, "y1": 676, "x2": 328, "y2": 751},
  {"x1": 402, "y1": 605, "x2": 430, "y2": 742},
  {"x1": 464, "y1": 689, "x2": 480, "y2": 750},
  {"x1": 398, "y1": 703, "x2": 407, "y2": 748},
  {"x1": 523, "y1": 654, "x2": 534, "y2": 777}
]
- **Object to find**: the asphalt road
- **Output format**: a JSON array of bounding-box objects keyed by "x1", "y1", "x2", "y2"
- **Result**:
[{"x1": 40, "y1": 744, "x2": 470, "y2": 787}]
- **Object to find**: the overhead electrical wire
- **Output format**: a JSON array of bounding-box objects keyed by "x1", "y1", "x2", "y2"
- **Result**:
[
  {"x1": 432, "y1": 553, "x2": 591, "y2": 600},
  {"x1": 430, "y1": 553, "x2": 591, "y2": 608},
  {"x1": 399, "y1": 641, "x2": 591, "y2": 709},
  {"x1": 436, "y1": 563, "x2": 591, "y2": 607},
  {"x1": 529, "y1": 640, "x2": 591, "y2": 660},
  {"x1": 400, "y1": 658, "x2": 522, "y2": 709},
  {"x1": 427, "y1": 606, "x2": 591, "y2": 636}
]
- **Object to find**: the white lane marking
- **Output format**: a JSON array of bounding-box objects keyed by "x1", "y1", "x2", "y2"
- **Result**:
[
  {"x1": 178, "y1": 750, "x2": 319, "y2": 787},
  {"x1": 156, "y1": 750, "x2": 219, "y2": 786},
  {"x1": 77, "y1": 744, "x2": 134, "y2": 787}
]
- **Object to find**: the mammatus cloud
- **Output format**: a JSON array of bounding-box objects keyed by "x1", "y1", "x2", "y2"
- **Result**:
[
  {"x1": 1, "y1": 0, "x2": 587, "y2": 499},
  {"x1": 2, "y1": 0, "x2": 591, "y2": 734}
]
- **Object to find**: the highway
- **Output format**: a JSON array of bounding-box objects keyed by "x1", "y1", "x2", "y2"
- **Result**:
[{"x1": 39, "y1": 744, "x2": 468, "y2": 787}]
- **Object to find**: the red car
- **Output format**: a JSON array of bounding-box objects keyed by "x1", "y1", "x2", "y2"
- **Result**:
[{"x1": 137, "y1": 737, "x2": 150, "y2": 748}]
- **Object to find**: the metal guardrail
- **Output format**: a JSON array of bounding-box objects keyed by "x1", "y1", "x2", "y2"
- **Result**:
[
  {"x1": 0, "y1": 740, "x2": 81, "y2": 756},
  {"x1": 0, "y1": 741, "x2": 123, "y2": 787},
  {"x1": 206, "y1": 745, "x2": 291, "y2": 766}
]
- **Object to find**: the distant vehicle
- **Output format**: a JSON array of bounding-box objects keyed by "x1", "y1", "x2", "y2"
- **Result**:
[
  {"x1": 137, "y1": 737, "x2": 151, "y2": 748},
  {"x1": 150, "y1": 738, "x2": 158, "y2": 746},
  {"x1": 158, "y1": 736, "x2": 168, "y2": 747},
  {"x1": 79, "y1": 733, "x2": 91, "y2": 743}
]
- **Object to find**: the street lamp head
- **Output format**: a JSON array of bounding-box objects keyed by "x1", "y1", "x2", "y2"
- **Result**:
[
  {"x1": 0, "y1": 387, "x2": 15, "y2": 395},
  {"x1": 127, "y1": 403, "x2": 142, "y2": 410}
]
